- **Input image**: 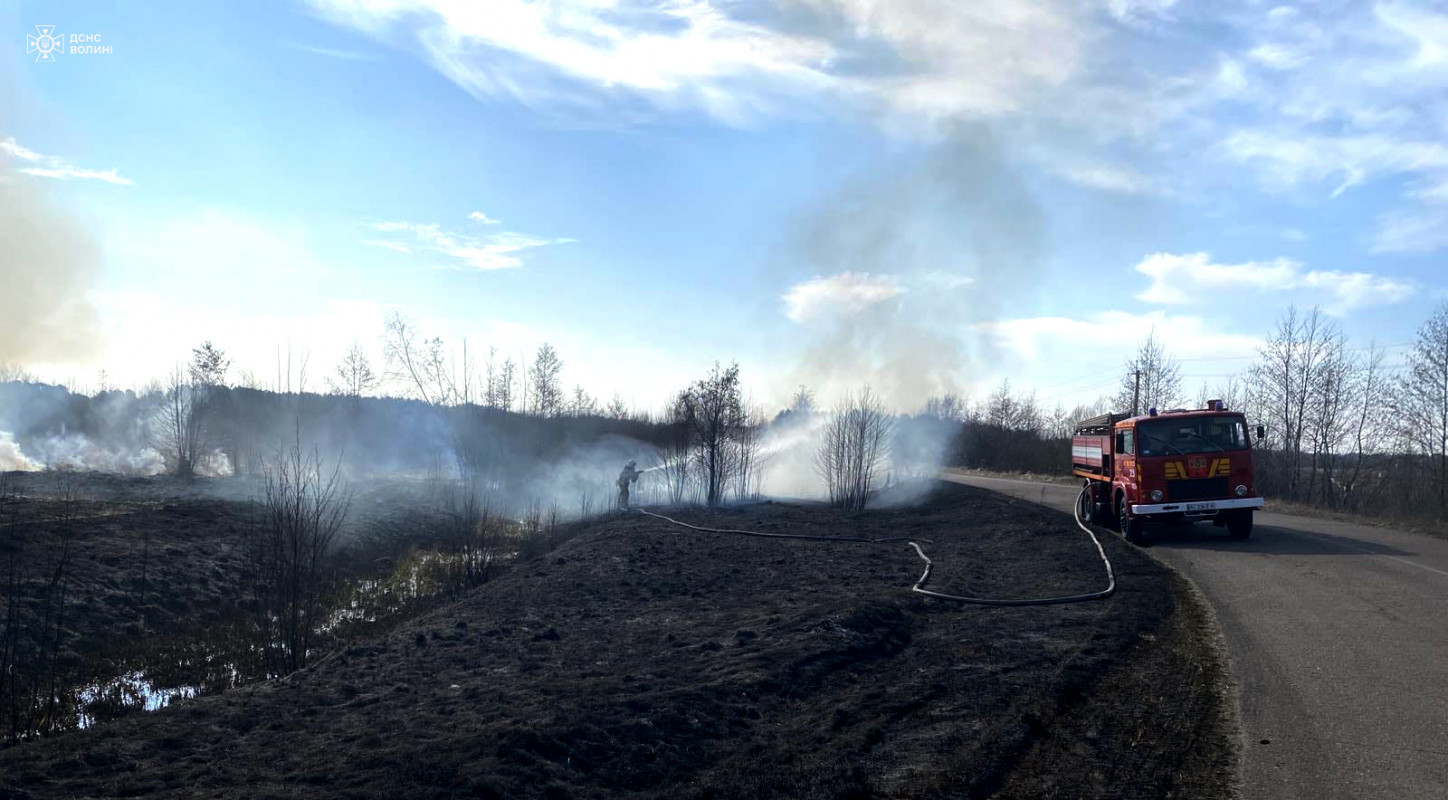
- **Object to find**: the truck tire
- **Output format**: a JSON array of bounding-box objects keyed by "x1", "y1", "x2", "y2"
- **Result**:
[
  {"x1": 1227, "y1": 509, "x2": 1253, "y2": 539},
  {"x1": 1078, "y1": 483, "x2": 1095, "y2": 524},
  {"x1": 1120, "y1": 501, "x2": 1148, "y2": 545}
]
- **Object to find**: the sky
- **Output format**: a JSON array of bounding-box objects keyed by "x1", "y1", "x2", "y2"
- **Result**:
[{"x1": 2, "y1": 0, "x2": 1445, "y2": 414}]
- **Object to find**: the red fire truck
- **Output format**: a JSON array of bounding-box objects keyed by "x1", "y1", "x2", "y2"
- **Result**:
[{"x1": 1072, "y1": 400, "x2": 1265, "y2": 544}]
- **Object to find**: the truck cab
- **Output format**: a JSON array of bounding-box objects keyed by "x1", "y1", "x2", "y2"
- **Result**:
[{"x1": 1072, "y1": 401, "x2": 1264, "y2": 544}]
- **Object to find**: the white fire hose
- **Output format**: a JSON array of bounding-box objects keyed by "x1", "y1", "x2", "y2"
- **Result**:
[{"x1": 637, "y1": 485, "x2": 1115, "y2": 607}]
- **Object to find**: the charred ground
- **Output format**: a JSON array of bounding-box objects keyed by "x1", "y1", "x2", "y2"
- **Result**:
[{"x1": 0, "y1": 481, "x2": 1234, "y2": 799}]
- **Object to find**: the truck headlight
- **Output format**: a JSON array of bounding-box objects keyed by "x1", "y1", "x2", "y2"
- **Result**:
[
  {"x1": 1150, "y1": 489, "x2": 1163, "y2": 502},
  {"x1": 1235, "y1": 485, "x2": 1248, "y2": 497}
]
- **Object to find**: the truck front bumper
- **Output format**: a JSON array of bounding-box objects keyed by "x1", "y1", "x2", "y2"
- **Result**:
[{"x1": 1130, "y1": 497, "x2": 1265, "y2": 516}]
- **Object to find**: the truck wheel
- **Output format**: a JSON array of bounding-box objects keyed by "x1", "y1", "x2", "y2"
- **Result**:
[
  {"x1": 1078, "y1": 484, "x2": 1095, "y2": 523},
  {"x1": 1120, "y1": 502, "x2": 1148, "y2": 545},
  {"x1": 1227, "y1": 510, "x2": 1253, "y2": 539}
]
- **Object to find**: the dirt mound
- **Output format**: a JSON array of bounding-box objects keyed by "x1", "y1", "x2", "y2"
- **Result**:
[{"x1": 0, "y1": 481, "x2": 1231, "y2": 799}]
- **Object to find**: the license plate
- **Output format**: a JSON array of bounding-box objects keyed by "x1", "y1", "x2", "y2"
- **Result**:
[{"x1": 1185, "y1": 502, "x2": 1216, "y2": 512}]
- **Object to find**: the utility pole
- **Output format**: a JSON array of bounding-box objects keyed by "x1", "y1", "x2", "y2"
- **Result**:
[{"x1": 1132, "y1": 370, "x2": 1142, "y2": 416}]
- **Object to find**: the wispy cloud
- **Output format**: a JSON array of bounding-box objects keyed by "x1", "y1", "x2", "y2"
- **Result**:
[
  {"x1": 307, "y1": 0, "x2": 1101, "y2": 126},
  {"x1": 365, "y1": 218, "x2": 570, "y2": 269},
  {"x1": 1134, "y1": 251, "x2": 1413, "y2": 315},
  {"x1": 782, "y1": 272, "x2": 905, "y2": 323},
  {"x1": 1059, "y1": 164, "x2": 1158, "y2": 195},
  {"x1": 1, "y1": 137, "x2": 132, "y2": 185},
  {"x1": 468, "y1": 211, "x2": 500, "y2": 224},
  {"x1": 284, "y1": 41, "x2": 373, "y2": 60},
  {"x1": 362, "y1": 239, "x2": 413, "y2": 253}
]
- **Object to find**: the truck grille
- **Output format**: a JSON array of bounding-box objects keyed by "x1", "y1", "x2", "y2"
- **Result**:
[{"x1": 1168, "y1": 478, "x2": 1229, "y2": 501}]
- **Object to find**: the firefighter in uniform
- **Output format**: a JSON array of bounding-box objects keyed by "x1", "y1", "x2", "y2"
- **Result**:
[{"x1": 617, "y1": 460, "x2": 642, "y2": 511}]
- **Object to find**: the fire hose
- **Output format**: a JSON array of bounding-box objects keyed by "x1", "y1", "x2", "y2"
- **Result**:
[{"x1": 637, "y1": 485, "x2": 1115, "y2": 607}]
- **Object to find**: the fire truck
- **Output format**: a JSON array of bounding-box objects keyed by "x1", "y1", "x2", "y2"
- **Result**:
[{"x1": 1072, "y1": 400, "x2": 1265, "y2": 544}]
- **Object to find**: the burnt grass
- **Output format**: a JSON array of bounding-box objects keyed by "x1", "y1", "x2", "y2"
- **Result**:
[{"x1": 0, "y1": 480, "x2": 1235, "y2": 799}]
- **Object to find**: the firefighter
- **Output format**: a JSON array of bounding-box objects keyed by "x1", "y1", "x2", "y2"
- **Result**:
[{"x1": 617, "y1": 460, "x2": 642, "y2": 510}]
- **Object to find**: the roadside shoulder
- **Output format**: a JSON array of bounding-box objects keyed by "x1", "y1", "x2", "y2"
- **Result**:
[{"x1": 993, "y1": 568, "x2": 1241, "y2": 800}]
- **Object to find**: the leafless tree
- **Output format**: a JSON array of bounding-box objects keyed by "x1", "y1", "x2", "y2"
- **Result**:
[
  {"x1": 251, "y1": 434, "x2": 349, "y2": 675},
  {"x1": 1339, "y1": 342, "x2": 1389, "y2": 509},
  {"x1": 1398, "y1": 301, "x2": 1448, "y2": 515},
  {"x1": 568, "y1": 385, "x2": 598, "y2": 417},
  {"x1": 687, "y1": 362, "x2": 744, "y2": 507},
  {"x1": 328, "y1": 340, "x2": 378, "y2": 397},
  {"x1": 605, "y1": 393, "x2": 630, "y2": 420},
  {"x1": 1116, "y1": 327, "x2": 1182, "y2": 414},
  {"x1": 383, "y1": 311, "x2": 445, "y2": 404},
  {"x1": 528, "y1": 343, "x2": 564, "y2": 417},
  {"x1": 815, "y1": 387, "x2": 893, "y2": 510},
  {"x1": 922, "y1": 394, "x2": 967, "y2": 421},
  {"x1": 152, "y1": 364, "x2": 206, "y2": 477},
  {"x1": 1249, "y1": 307, "x2": 1337, "y2": 500},
  {"x1": 732, "y1": 404, "x2": 766, "y2": 501},
  {"x1": 657, "y1": 392, "x2": 695, "y2": 505}
]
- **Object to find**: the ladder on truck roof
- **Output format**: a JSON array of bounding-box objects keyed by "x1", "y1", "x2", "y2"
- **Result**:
[{"x1": 1074, "y1": 412, "x2": 1130, "y2": 435}]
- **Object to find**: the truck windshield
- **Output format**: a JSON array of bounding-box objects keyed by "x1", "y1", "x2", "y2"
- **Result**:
[{"x1": 1137, "y1": 416, "x2": 1249, "y2": 456}]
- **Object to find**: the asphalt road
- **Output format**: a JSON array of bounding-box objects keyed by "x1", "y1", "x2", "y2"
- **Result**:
[{"x1": 943, "y1": 471, "x2": 1448, "y2": 800}]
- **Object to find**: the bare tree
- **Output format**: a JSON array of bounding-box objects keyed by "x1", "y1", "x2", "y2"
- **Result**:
[
  {"x1": 605, "y1": 393, "x2": 630, "y2": 420},
  {"x1": 687, "y1": 362, "x2": 745, "y2": 507},
  {"x1": 497, "y1": 356, "x2": 517, "y2": 412},
  {"x1": 1116, "y1": 328, "x2": 1182, "y2": 414},
  {"x1": 251, "y1": 435, "x2": 349, "y2": 675},
  {"x1": 328, "y1": 340, "x2": 378, "y2": 397},
  {"x1": 922, "y1": 394, "x2": 966, "y2": 421},
  {"x1": 383, "y1": 311, "x2": 439, "y2": 404},
  {"x1": 528, "y1": 343, "x2": 564, "y2": 417},
  {"x1": 733, "y1": 404, "x2": 766, "y2": 501},
  {"x1": 1398, "y1": 301, "x2": 1448, "y2": 515},
  {"x1": 152, "y1": 364, "x2": 206, "y2": 477},
  {"x1": 568, "y1": 385, "x2": 598, "y2": 417},
  {"x1": 657, "y1": 392, "x2": 695, "y2": 505},
  {"x1": 815, "y1": 387, "x2": 893, "y2": 510},
  {"x1": 1250, "y1": 307, "x2": 1336, "y2": 500}
]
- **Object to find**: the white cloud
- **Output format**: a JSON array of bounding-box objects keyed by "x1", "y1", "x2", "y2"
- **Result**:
[
  {"x1": 0, "y1": 138, "x2": 43, "y2": 162},
  {"x1": 916, "y1": 270, "x2": 975, "y2": 290},
  {"x1": 980, "y1": 310, "x2": 1261, "y2": 364},
  {"x1": 1, "y1": 137, "x2": 132, "y2": 185},
  {"x1": 1059, "y1": 164, "x2": 1158, "y2": 195},
  {"x1": 1247, "y1": 44, "x2": 1308, "y2": 71},
  {"x1": 367, "y1": 219, "x2": 570, "y2": 269},
  {"x1": 285, "y1": 42, "x2": 373, "y2": 60},
  {"x1": 1218, "y1": 131, "x2": 1448, "y2": 197},
  {"x1": 308, "y1": 0, "x2": 1100, "y2": 126},
  {"x1": 1133, "y1": 251, "x2": 1413, "y2": 315},
  {"x1": 782, "y1": 272, "x2": 904, "y2": 323},
  {"x1": 1371, "y1": 210, "x2": 1448, "y2": 254},
  {"x1": 1106, "y1": 0, "x2": 1179, "y2": 25},
  {"x1": 468, "y1": 211, "x2": 500, "y2": 224},
  {"x1": 362, "y1": 239, "x2": 413, "y2": 253}
]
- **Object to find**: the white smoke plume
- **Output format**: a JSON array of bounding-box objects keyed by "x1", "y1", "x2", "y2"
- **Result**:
[
  {"x1": 0, "y1": 174, "x2": 102, "y2": 366},
  {"x1": 784, "y1": 123, "x2": 1048, "y2": 410},
  {"x1": 0, "y1": 431, "x2": 43, "y2": 472}
]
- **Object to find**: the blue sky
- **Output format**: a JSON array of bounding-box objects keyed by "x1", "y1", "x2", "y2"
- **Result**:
[{"x1": 3, "y1": 0, "x2": 1445, "y2": 412}]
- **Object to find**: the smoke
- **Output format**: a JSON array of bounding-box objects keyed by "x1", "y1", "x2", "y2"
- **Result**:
[
  {"x1": 0, "y1": 431, "x2": 42, "y2": 472},
  {"x1": 0, "y1": 176, "x2": 102, "y2": 365},
  {"x1": 786, "y1": 123, "x2": 1048, "y2": 410}
]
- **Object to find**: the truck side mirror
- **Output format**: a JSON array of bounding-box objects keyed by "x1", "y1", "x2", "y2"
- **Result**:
[{"x1": 1256, "y1": 425, "x2": 1265, "y2": 441}]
